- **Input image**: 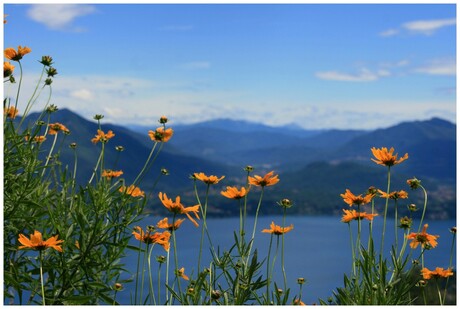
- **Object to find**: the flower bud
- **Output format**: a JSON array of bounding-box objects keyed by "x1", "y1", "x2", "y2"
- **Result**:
[
  {"x1": 211, "y1": 290, "x2": 221, "y2": 300},
  {"x1": 297, "y1": 277, "x2": 305, "y2": 285},
  {"x1": 115, "y1": 146, "x2": 125, "y2": 152},
  {"x1": 94, "y1": 114, "x2": 104, "y2": 120},
  {"x1": 244, "y1": 165, "x2": 254, "y2": 172},
  {"x1": 450, "y1": 227, "x2": 457, "y2": 234},
  {"x1": 408, "y1": 204, "x2": 418, "y2": 212},
  {"x1": 407, "y1": 177, "x2": 421, "y2": 190},
  {"x1": 46, "y1": 67, "x2": 58, "y2": 77},
  {"x1": 159, "y1": 116, "x2": 168, "y2": 124},
  {"x1": 161, "y1": 168, "x2": 169, "y2": 175},
  {"x1": 156, "y1": 255, "x2": 166, "y2": 264},
  {"x1": 113, "y1": 283, "x2": 123, "y2": 291},
  {"x1": 278, "y1": 198, "x2": 293, "y2": 208},
  {"x1": 39, "y1": 55, "x2": 53, "y2": 66},
  {"x1": 69, "y1": 143, "x2": 77, "y2": 149}
]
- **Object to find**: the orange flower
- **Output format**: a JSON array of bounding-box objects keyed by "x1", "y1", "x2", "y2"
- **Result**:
[
  {"x1": 157, "y1": 217, "x2": 185, "y2": 231},
  {"x1": 407, "y1": 224, "x2": 439, "y2": 249},
  {"x1": 4, "y1": 106, "x2": 18, "y2": 119},
  {"x1": 18, "y1": 230, "x2": 63, "y2": 252},
  {"x1": 4, "y1": 46, "x2": 32, "y2": 61},
  {"x1": 378, "y1": 189, "x2": 409, "y2": 200},
  {"x1": 371, "y1": 147, "x2": 408, "y2": 167},
  {"x1": 158, "y1": 192, "x2": 200, "y2": 227},
  {"x1": 293, "y1": 298, "x2": 306, "y2": 306},
  {"x1": 341, "y1": 209, "x2": 378, "y2": 223},
  {"x1": 102, "y1": 169, "x2": 123, "y2": 179},
  {"x1": 148, "y1": 127, "x2": 173, "y2": 142},
  {"x1": 4, "y1": 61, "x2": 15, "y2": 77},
  {"x1": 421, "y1": 267, "x2": 454, "y2": 280},
  {"x1": 48, "y1": 122, "x2": 70, "y2": 135},
  {"x1": 91, "y1": 129, "x2": 115, "y2": 144},
  {"x1": 25, "y1": 135, "x2": 47, "y2": 143},
  {"x1": 177, "y1": 267, "x2": 189, "y2": 280},
  {"x1": 193, "y1": 172, "x2": 225, "y2": 185},
  {"x1": 340, "y1": 189, "x2": 374, "y2": 207},
  {"x1": 119, "y1": 185, "x2": 145, "y2": 197},
  {"x1": 220, "y1": 186, "x2": 248, "y2": 199},
  {"x1": 262, "y1": 221, "x2": 294, "y2": 235},
  {"x1": 248, "y1": 171, "x2": 279, "y2": 187},
  {"x1": 132, "y1": 226, "x2": 171, "y2": 251}
]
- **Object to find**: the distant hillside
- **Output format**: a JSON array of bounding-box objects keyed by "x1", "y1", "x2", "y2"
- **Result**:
[{"x1": 17, "y1": 110, "x2": 456, "y2": 219}]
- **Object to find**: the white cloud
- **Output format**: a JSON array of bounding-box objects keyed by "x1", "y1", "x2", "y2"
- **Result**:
[
  {"x1": 403, "y1": 18, "x2": 456, "y2": 35},
  {"x1": 5, "y1": 72, "x2": 455, "y2": 130},
  {"x1": 27, "y1": 4, "x2": 96, "y2": 31},
  {"x1": 70, "y1": 89, "x2": 93, "y2": 101},
  {"x1": 381, "y1": 18, "x2": 456, "y2": 37},
  {"x1": 415, "y1": 59, "x2": 456, "y2": 76},
  {"x1": 315, "y1": 68, "x2": 387, "y2": 82}
]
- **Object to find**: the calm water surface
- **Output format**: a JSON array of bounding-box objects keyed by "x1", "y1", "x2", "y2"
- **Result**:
[{"x1": 119, "y1": 215, "x2": 456, "y2": 305}]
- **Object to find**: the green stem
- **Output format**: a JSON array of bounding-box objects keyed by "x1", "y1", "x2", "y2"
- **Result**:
[
  {"x1": 134, "y1": 238, "x2": 142, "y2": 305},
  {"x1": 348, "y1": 223, "x2": 356, "y2": 277},
  {"x1": 39, "y1": 250, "x2": 45, "y2": 306},
  {"x1": 172, "y1": 215, "x2": 182, "y2": 299},
  {"x1": 197, "y1": 184, "x2": 210, "y2": 274},
  {"x1": 417, "y1": 185, "x2": 428, "y2": 233},
  {"x1": 380, "y1": 166, "x2": 391, "y2": 259},
  {"x1": 157, "y1": 262, "x2": 162, "y2": 304},
  {"x1": 266, "y1": 234, "x2": 274, "y2": 304},
  {"x1": 132, "y1": 142, "x2": 159, "y2": 186},
  {"x1": 281, "y1": 207, "x2": 287, "y2": 292},
  {"x1": 442, "y1": 231, "x2": 456, "y2": 303},
  {"x1": 147, "y1": 244, "x2": 157, "y2": 305},
  {"x1": 40, "y1": 132, "x2": 58, "y2": 178},
  {"x1": 88, "y1": 145, "x2": 104, "y2": 185},
  {"x1": 248, "y1": 187, "x2": 265, "y2": 261}
]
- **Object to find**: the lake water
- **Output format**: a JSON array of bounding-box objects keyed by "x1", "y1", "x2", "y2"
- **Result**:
[{"x1": 118, "y1": 215, "x2": 456, "y2": 305}]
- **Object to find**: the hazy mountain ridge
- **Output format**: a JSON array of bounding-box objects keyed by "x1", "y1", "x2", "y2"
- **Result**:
[{"x1": 20, "y1": 109, "x2": 456, "y2": 218}]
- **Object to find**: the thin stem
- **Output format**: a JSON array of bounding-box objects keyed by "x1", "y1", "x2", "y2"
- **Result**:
[
  {"x1": 442, "y1": 231, "x2": 456, "y2": 303},
  {"x1": 39, "y1": 250, "x2": 45, "y2": 306},
  {"x1": 248, "y1": 187, "x2": 265, "y2": 261},
  {"x1": 394, "y1": 200, "x2": 398, "y2": 252},
  {"x1": 281, "y1": 207, "x2": 287, "y2": 292},
  {"x1": 380, "y1": 166, "x2": 391, "y2": 259},
  {"x1": 132, "y1": 142, "x2": 159, "y2": 186},
  {"x1": 147, "y1": 244, "x2": 157, "y2": 305},
  {"x1": 40, "y1": 132, "x2": 58, "y2": 178},
  {"x1": 134, "y1": 238, "x2": 142, "y2": 305},
  {"x1": 157, "y1": 262, "x2": 162, "y2": 304},
  {"x1": 88, "y1": 146, "x2": 104, "y2": 185},
  {"x1": 435, "y1": 279, "x2": 443, "y2": 305},
  {"x1": 417, "y1": 185, "x2": 428, "y2": 233},
  {"x1": 348, "y1": 223, "x2": 356, "y2": 276},
  {"x1": 172, "y1": 215, "x2": 182, "y2": 298},
  {"x1": 197, "y1": 184, "x2": 210, "y2": 274},
  {"x1": 266, "y1": 234, "x2": 274, "y2": 304}
]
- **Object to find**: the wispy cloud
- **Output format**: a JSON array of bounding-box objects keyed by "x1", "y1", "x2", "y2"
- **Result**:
[
  {"x1": 403, "y1": 18, "x2": 456, "y2": 35},
  {"x1": 380, "y1": 18, "x2": 456, "y2": 37},
  {"x1": 414, "y1": 58, "x2": 456, "y2": 76},
  {"x1": 315, "y1": 68, "x2": 388, "y2": 82},
  {"x1": 27, "y1": 4, "x2": 96, "y2": 31}
]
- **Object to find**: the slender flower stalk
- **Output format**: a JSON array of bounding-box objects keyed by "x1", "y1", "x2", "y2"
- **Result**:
[
  {"x1": 443, "y1": 227, "x2": 456, "y2": 303},
  {"x1": 40, "y1": 133, "x2": 58, "y2": 178},
  {"x1": 39, "y1": 250, "x2": 45, "y2": 305}
]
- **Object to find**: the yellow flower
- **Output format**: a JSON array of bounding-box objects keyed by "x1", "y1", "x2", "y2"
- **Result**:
[
  {"x1": 148, "y1": 127, "x2": 173, "y2": 142},
  {"x1": 193, "y1": 172, "x2": 225, "y2": 185},
  {"x1": 407, "y1": 224, "x2": 439, "y2": 249},
  {"x1": 341, "y1": 209, "x2": 378, "y2": 223},
  {"x1": 220, "y1": 186, "x2": 248, "y2": 199},
  {"x1": 102, "y1": 169, "x2": 123, "y2": 179},
  {"x1": 4, "y1": 61, "x2": 15, "y2": 77},
  {"x1": 248, "y1": 171, "x2": 279, "y2": 187},
  {"x1": 48, "y1": 122, "x2": 70, "y2": 135},
  {"x1": 119, "y1": 185, "x2": 145, "y2": 197},
  {"x1": 18, "y1": 230, "x2": 63, "y2": 252},
  {"x1": 156, "y1": 217, "x2": 185, "y2": 231},
  {"x1": 4, "y1": 106, "x2": 18, "y2": 119},
  {"x1": 340, "y1": 189, "x2": 374, "y2": 207},
  {"x1": 91, "y1": 129, "x2": 115, "y2": 144},
  {"x1": 421, "y1": 267, "x2": 453, "y2": 280},
  {"x1": 4, "y1": 46, "x2": 32, "y2": 61},
  {"x1": 371, "y1": 147, "x2": 408, "y2": 167},
  {"x1": 158, "y1": 192, "x2": 200, "y2": 227},
  {"x1": 262, "y1": 221, "x2": 294, "y2": 235},
  {"x1": 132, "y1": 226, "x2": 170, "y2": 251}
]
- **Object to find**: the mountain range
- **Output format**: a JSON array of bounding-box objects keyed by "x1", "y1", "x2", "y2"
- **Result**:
[{"x1": 20, "y1": 109, "x2": 456, "y2": 220}]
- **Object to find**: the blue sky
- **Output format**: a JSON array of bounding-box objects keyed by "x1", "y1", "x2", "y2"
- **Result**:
[{"x1": 3, "y1": 3, "x2": 457, "y2": 129}]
